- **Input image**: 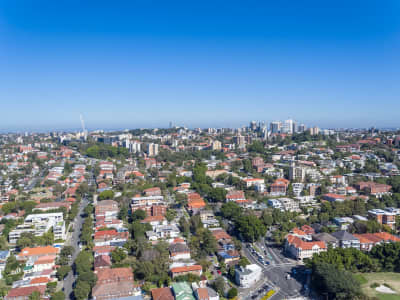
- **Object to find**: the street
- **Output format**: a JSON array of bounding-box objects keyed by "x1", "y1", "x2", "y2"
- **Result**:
[
  {"x1": 239, "y1": 240, "x2": 307, "y2": 300},
  {"x1": 63, "y1": 197, "x2": 89, "y2": 299}
]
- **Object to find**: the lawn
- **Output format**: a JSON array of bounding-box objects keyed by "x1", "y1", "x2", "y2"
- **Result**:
[
  {"x1": 359, "y1": 272, "x2": 400, "y2": 300},
  {"x1": 374, "y1": 294, "x2": 400, "y2": 300}
]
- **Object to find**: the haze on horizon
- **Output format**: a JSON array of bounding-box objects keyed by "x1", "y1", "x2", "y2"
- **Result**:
[{"x1": 0, "y1": 1, "x2": 399, "y2": 131}]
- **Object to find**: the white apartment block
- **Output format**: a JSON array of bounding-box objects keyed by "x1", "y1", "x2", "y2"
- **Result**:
[
  {"x1": 9, "y1": 212, "x2": 66, "y2": 244},
  {"x1": 235, "y1": 264, "x2": 262, "y2": 288}
]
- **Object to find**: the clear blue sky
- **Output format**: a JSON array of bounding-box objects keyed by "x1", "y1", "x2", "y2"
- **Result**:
[{"x1": 0, "y1": 1, "x2": 399, "y2": 131}]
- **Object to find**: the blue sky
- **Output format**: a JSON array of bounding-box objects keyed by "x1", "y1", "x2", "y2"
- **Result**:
[{"x1": 0, "y1": 1, "x2": 399, "y2": 131}]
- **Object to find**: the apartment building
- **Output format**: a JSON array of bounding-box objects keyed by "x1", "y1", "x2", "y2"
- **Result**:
[
  {"x1": 368, "y1": 208, "x2": 397, "y2": 230},
  {"x1": 9, "y1": 213, "x2": 65, "y2": 244},
  {"x1": 235, "y1": 264, "x2": 262, "y2": 288}
]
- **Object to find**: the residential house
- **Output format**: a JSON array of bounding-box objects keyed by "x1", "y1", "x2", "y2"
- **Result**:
[
  {"x1": 152, "y1": 287, "x2": 174, "y2": 300},
  {"x1": 169, "y1": 242, "x2": 191, "y2": 261},
  {"x1": 194, "y1": 288, "x2": 219, "y2": 300},
  {"x1": 312, "y1": 233, "x2": 338, "y2": 248},
  {"x1": 92, "y1": 267, "x2": 139, "y2": 300},
  {"x1": 170, "y1": 265, "x2": 202, "y2": 278},
  {"x1": 330, "y1": 231, "x2": 360, "y2": 249},
  {"x1": 172, "y1": 282, "x2": 196, "y2": 300}
]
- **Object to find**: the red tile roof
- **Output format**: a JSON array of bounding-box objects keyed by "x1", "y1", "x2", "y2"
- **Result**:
[
  {"x1": 151, "y1": 287, "x2": 174, "y2": 300},
  {"x1": 286, "y1": 234, "x2": 326, "y2": 251},
  {"x1": 18, "y1": 246, "x2": 59, "y2": 258},
  {"x1": 170, "y1": 264, "x2": 202, "y2": 273},
  {"x1": 6, "y1": 285, "x2": 46, "y2": 298}
]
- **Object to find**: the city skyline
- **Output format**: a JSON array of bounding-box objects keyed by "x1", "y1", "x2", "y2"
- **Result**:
[{"x1": 1, "y1": 1, "x2": 400, "y2": 130}]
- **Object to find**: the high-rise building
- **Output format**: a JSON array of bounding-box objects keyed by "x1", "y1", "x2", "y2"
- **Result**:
[
  {"x1": 270, "y1": 121, "x2": 282, "y2": 133},
  {"x1": 282, "y1": 119, "x2": 294, "y2": 134},
  {"x1": 298, "y1": 124, "x2": 306, "y2": 132},
  {"x1": 250, "y1": 121, "x2": 257, "y2": 131},
  {"x1": 147, "y1": 143, "x2": 159, "y2": 157},
  {"x1": 289, "y1": 162, "x2": 307, "y2": 182},
  {"x1": 309, "y1": 126, "x2": 320, "y2": 136},
  {"x1": 233, "y1": 135, "x2": 246, "y2": 149}
]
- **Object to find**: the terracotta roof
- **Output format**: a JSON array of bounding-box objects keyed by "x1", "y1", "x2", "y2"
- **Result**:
[
  {"x1": 34, "y1": 255, "x2": 56, "y2": 265},
  {"x1": 96, "y1": 267, "x2": 133, "y2": 282},
  {"x1": 210, "y1": 229, "x2": 231, "y2": 241},
  {"x1": 286, "y1": 234, "x2": 326, "y2": 251},
  {"x1": 93, "y1": 245, "x2": 116, "y2": 255},
  {"x1": 94, "y1": 254, "x2": 112, "y2": 269},
  {"x1": 292, "y1": 228, "x2": 307, "y2": 236},
  {"x1": 18, "y1": 246, "x2": 59, "y2": 258},
  {"x1": 374, "y1": 232, "x2": 400, "y2": 242},
  {"x1": 171, "y1": 265, "x2": 202, "y2": 273},
  {"x1": 152, "y1": 287, "x2": 174, "y2": 300},
  {"x1": 30, "y1": 277, "x2": 50, "y2": 284},
  {"x1": 6, "y1": 285, "x2": 46, "y2": 298},
  {"x1": 196, "y1": 288, "x2": 209, "y2": 300}
]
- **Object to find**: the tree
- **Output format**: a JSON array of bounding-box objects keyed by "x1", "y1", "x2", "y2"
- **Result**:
[
  {"x1": 227, "y1": 288, "x2": 238, "y2": 299},
  {"x1": 56, "y1": 265, "x2": 71, "y2": 280},
  {"x1": 98, "y1": 190, "x2": 114, "y2": 200},
  {"x1": 78, "y1": 271, "x2": 97, "y2": 288},
  {"x1": 179, "y1": 217, "x2": 190, "y2": 238},
  {"x1": 74, "y1": 251, "x2": 93, "y2": 275},
  {"x1": 74, "y1": 280, "x2": 91, "y2": 300},
  {"x1": 193, "y1": 162, "x2": 207, "y2": 184},
  {"x1": 1, "y1": 202, "x2": 16, "y2": 215},
  {"x1": 60, "y1": 246, "x2": 75, "y2": 257},
  {"x1": 213, "y1": 277, "x2": 226, "y2": 296},
  {"x1": 261, "y1": 210, "x2": 273, "y2": 227},
  {"x1": 209, "y1": 187, "x2": 227, "y2": 202},
  {"x1": 111, "y1": 247, "x2": 127, "y2": 264},
  {"x1": 312, "y1": 263, "x2": 361, "y2": 299},
  {"x1": 131, "y1": 209, "x2": 146, "y2": 222},
  {"x1": 221, "y1": 202, "x2": 242, "y2": 221},
  {"x1": 190, "y1": 228, "x2": 217, "y2": 258},
  {"x1": 29, "y1": 291, "x2": 41, "y2": 300},
  {"x1": 238, "y1": 256, "x2": 250, "y2": 267},
  {"x1": 0, "y1": 236, "x2": 8, "y2": 250},
  {"x1": 17, "y1": 233, "x2": 35, "y2": 249},
  {"x1": 46, "y1": 282, "x2": 57, "y2": 294},
  {"x1": 165, "y1": 209, "x2": 177, "y2": 222},
  {"x1": 236, "y1": 215, "x2": 266, "y2": 242}
]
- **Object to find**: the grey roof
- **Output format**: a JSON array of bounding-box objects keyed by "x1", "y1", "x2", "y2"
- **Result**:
[
  {"x1": 312, "y1": 233, "x2": 338, "y2": 243},
  {"x1": 170, "y1": 243, "x2": 190, "y2": 253},
  {"x1": 331, "y1": 230, "x2": 358, "y2": 241}
]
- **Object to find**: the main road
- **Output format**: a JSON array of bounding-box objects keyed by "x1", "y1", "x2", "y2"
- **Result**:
[
  {"x1": 240, "y1": 242, "x2": 306, "y2": 300},
  {"x1": 63, "y1": 197, "x2": 89, "y2": 299}
]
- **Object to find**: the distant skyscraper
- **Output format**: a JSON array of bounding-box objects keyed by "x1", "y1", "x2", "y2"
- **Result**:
[
  {"x1": 270, "y1": 121, "x2": 281, "y2": 133},
  {"x1": 282, "y1": 119, "x2": 294, "y2": 134},
  {"x1": 298, "y1": 124, "x2": 306, "y2": 132},
  {"x1": 250, "y1": 121, "x2": 257, "y2": 131},
  {"x1": 309, "y1": 126, "x2": 320, "y2": 136}
]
